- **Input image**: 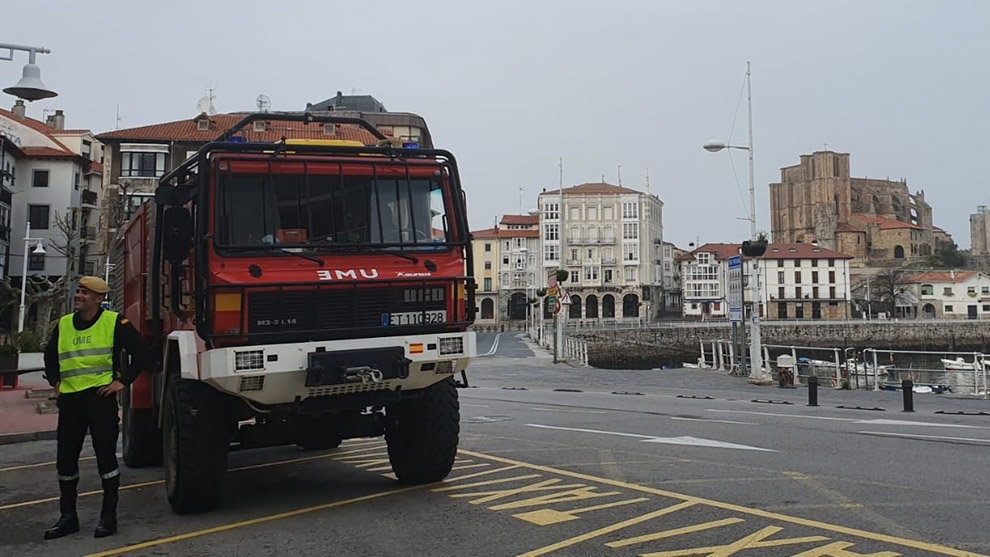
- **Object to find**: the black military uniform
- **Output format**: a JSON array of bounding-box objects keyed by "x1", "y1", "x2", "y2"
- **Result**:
[{"x1": 42, "y1": 300, "x2": 151, "y2": 539}]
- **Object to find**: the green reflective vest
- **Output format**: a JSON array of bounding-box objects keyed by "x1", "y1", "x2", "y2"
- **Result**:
[{"x1": 57, "y1": 310, "x2": 117, "y2": 394}]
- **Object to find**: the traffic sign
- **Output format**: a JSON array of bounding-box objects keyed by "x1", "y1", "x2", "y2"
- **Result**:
[{"x1": 728, "y1": 255, "x2": 743, "y2": 323}]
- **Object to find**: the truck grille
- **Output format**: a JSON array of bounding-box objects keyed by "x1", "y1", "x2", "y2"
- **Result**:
[{"x1": 247, "y1": 287, "x2": 447, "y2": 334}]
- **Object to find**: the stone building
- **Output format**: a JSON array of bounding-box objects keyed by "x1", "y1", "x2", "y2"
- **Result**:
[
  {"x1": 770, "y1": 151, "x2": 942, "y2": 266},
  {"x1": 972, "y1": 205, "x2": 990, "y2": 269},
  {"x1": 469, "y1": 214, "x2": 541, "y2": 325}
]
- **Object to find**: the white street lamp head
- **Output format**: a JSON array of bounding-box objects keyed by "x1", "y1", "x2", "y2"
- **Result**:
[
  {"x1": 3, "y1": 62, "x2": 57, "y2": 102},
  {"x1": 703, "y1": 140, "x2": 726, "y2": 153},
  {"x1": 32, "y1": 241, "x2": 45, "y2": 254}
]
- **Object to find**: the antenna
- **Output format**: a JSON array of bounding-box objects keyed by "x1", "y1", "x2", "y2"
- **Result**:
[
  {"x1": 617, "y1": 164, "x2": 622, "y2": 186},
  {"x1": 115, "y1": 105, "x2": 124, "y2": 130},
  {"x1": 196, "y1": 86, "x2": 218, "y2": 115},
  {"x1": 645, "y1": 168, "x2": 650, "y2": 194},
  {"x1": 256, "y1": 94, "x2": 271, "y2": 113}
]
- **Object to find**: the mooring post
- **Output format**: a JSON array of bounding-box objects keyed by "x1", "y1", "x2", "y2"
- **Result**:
[
  {"x1": 902, "y1": 379, "x2": 914, "y2": 412},
  {"x1": 808, "y1": 375, "x2": 819, "y2": 407}
]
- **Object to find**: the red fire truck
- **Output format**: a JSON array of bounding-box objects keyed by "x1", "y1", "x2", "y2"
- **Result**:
[{"x1": 113, "y1": 113, "x2": 476, "y2": 513}]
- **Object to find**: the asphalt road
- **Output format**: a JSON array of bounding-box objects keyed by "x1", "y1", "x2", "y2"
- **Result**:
[{"x1": 1, "y1": 332, "x2": 988, "y2": 556}]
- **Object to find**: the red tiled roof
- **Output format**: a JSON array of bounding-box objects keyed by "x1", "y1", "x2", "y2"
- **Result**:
[
  {"x1": 762, "y1": 243, "x2": 853, "y2": 259},
  {"x1": 835, "y1": 222, "x2": 864, "y2": 233},
  {"x1": 677, "y1": 243, "x2": 740, "y2": 261},
  {"x1": 902, "y1": 271, "x2": 978, "y2": 284},
  {"x1": 471, "y1": 227, "x2": 539, "y2": 239},
  {"x1": 21, "y1": 147, "x2": 78, "y2": 158},
  {"x1": 86, "y1": 161, "x2": 104, "y2": 173},
  {"x1": 499, "y1": 214, "x2": 539, "y2": 226},
  {"x1": 0, "y1": 108, "x2": 76, "y2": 154},
  {"x1": 850, "y1": 213, "x2": 923, "y2": 231},
  {"x1": 544, "y1": 182, "x2": 643, "y2": 196},
  {"x1": 96, "y1": 113, "x2": 380, "y2": 145}
]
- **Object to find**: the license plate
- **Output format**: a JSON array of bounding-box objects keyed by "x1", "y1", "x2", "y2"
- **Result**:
[{"x1": 385, "y1": 310, "x2": 446, "y2": 326}]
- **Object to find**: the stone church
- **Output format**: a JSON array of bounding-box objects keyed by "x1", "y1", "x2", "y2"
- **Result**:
[{"x1": 769, "y1": 151, "x2": 943, "y2": 266}]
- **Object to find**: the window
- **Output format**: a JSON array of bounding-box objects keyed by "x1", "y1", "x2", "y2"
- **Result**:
[
  {"x1": 544, "y1": 244, "x2": 559, "y2": 261},
  {"x1": 795, "y1": 304, "x2": 804, "y2": 318},
  {"x1": 778, "y1": 302, "x2": 788, "y2": 318},
  {"x1": 543, "y1": 224, "x2": 559, "y2": 241},
  {"x1": 796, "y1": 287, "x2": 803, "y2": 298},
  {"x1": 829, "y1": 271, "x2": 836, "y2": 283},
  {"x1": 622, "y1": 223, "x2": 638, "y2": 240},
  {"x1": 74, "y1": 172, "x2": 80, "y2": 190},
  {"x1": 602, "y1": 226, "x2": 615, "y2": 242},
  {"x1": 584, "y1": 266, "x2": 599, "y2": 281},
  {"x1": 502, "y1": 255, "x2": 509, "y2": 266},
  {"x1": 587, "y1": 207, "x2": 597, "y2": 220},
  {"x1": 483, "y1": 278, "x2": 492, "y2": 291},
  {"x1": 604, "y1": 269, "x2": 613, "y2": 283},
  {"x1": 983, "y1": 286, "x2": 990, "y2": 295},
  {"x1": 484, "y1": 261, "x2": 491, "y2": 270},
  {"x1": 812, "y1": 271, "x2": 819, "y2": 283},
  {"x1": 623, "y1": 243, "x2": 638, "y2": 261},
  {"x1": 622, "y1": 202, "x2": 638, "y2": 219},
  {"x1": 921, "y1": 284, "x2": 933, "y2": 295},
  {"x1": 28, "y1": 253, "x2": 45, "y2": 271},
  {"x1": 121, "y1": 151, "x2": 168, "y2": 177},
  {"x1": 32, "y1": 169, "x2": 49, "y2": 187},
  {"x1": 543, "y1": 202, "x2": 559, "y2": 220},
  {"x1": 968, "y1": 287, "x2": 976, "y2": 296},
  {"x1": 811, "y1": 259, "x2": 818, "y2": 267},
  {"x1": 570, "y1": 270, "x2": 579, "y2": 283},
  {"x1": 28, "y1": 204, "x2": 50, "y2": 229},
  {"x1": 777, "y1": 259, "x2": 784, "y2": 267},
  {"x1": 625, "y1": 267, "x2": 636, "y2": 281},
  {"x1": 778, "y1": 287, "x2": 785, "y2": 299},
  {"x1": 777, "y1": 271, "x2": 785, "y2": 284},
  {"x1": 603, "y1": 206, "x2": 613, "y2": 220},
  {"x1": 943, "y1": 287, "x2": 953, "y2": 296},
  {"x1": 570, "y1": 207, "x2": 580, "y2": 220},
  {"x1": 794, "y1": 271, "x2": 802, "y2": 283},
  {"x1": 828, "y1": 258, "x2": 835, "y2": 266},
  {"x1": 983, "y1": 304, "x2": 990, "y2": 312},
  {"x1": 829, "y1": 286, "x2": 836, "y2": 299},
  {"x1": 484, "y1": 243, "x2": 491, "y2": 252},
  {"x1": 945, "y1": 305, "x2": 954, "y2": 312},
  {"x1": 794, "y1": 259, "x2": 801, "y2": 266},
  {"x1": 587, "y1": 249, "x2": 594, "y2": 260},
  {"x1": 813, "y1": 286, "x2": 820, "y2": 299}
]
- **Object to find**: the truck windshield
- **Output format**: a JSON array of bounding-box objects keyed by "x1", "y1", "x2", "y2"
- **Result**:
[{"x1": 216, "y1": 165, "x2": 450, "y2": 249}]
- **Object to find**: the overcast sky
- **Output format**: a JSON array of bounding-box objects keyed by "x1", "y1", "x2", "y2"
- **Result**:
[{"x1": 3, "y1": 0, "x2": 988, "y2": 249}]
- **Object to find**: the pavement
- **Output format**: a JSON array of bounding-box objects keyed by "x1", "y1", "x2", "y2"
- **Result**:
[{"x1": 0, "y1": 370, "x2": 57, "y2": 444}]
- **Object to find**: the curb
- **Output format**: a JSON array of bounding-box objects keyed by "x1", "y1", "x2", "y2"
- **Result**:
[{"x1": 0, "y1": 429, "x2": 57, "y2": 446}]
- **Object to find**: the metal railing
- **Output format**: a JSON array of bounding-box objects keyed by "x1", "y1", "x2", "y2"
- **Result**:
[{"x1": 861, "y1": 348, "x2": 988, "y2": 395}]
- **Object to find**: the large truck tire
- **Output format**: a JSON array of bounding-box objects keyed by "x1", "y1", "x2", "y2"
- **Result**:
[
  {"x1": 163, "y1": 378, "x2": 232, "y2": 514},
  {"x1": 121, "y1": 385, "x2": 163, "y2": 468},
  {"x1": 385, "y1": 377, "x2": 459, "y2": 484}
]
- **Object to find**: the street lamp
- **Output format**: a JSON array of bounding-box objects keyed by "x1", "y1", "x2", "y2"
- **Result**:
[
  {"x1": 703, "y1": 61, "x2": 768, "y2": 382},
  {"x1": 1, "y1": 42, "x2": 57, "y2": 101},
  {"x1": 18, "y1": 220, "x2": 47, "y2": 333}
]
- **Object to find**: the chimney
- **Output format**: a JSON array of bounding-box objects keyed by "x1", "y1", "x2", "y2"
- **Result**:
[
  {"x1": 45, "y1": 109, "x2": 65, "y2": 130},
  {"x1": 950, "y1": 270, "x2": 955, "y2": 281},
  {"x1": 11, "y1": 100, "x2": 26, "y2": 119}
]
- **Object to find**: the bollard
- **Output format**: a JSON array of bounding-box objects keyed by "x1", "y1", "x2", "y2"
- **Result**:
[
  {"x1": 902, "y1": 379, "x2": 914, "y2": 412},
  {"x1": 808, "y1": 375, "x2": 819, "y2": 407}
]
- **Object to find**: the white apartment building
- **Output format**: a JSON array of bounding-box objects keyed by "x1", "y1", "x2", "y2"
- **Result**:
[
  {"x1": 679, "y1": 243, "x2": 854, "y2": 320},
  {"x1": 899, "y1": 271, "x2": 990, "y2": 320},
  {"x1": 470, "y1": 214, "x2": 541, "y2": 325},
  {"x1": 661, "y1": 241, "x2": 685, "y2": 314},
  {"x1": 537, "y1": 182, "x2": 664, "y2": 323}
]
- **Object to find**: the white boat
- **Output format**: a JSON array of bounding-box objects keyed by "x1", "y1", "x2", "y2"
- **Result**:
[
  {"x1": 941, "y1": 357, "x2": 980, "y2": 371},
  {"x1": 845, "y1": 359, "x2": 893, "y2": 374}
]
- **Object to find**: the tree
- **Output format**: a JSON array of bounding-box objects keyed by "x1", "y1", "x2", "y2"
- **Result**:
[{"x1": 851, "y1": 268, "x2": 910, "y2": 318}]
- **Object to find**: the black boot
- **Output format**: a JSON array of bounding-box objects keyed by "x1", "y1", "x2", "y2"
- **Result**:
[
  {"x1": 94, "y1": 475, "x2": 119, "y2": 538},
  {"x1": 44, "y1": 479, "x2": 80, "y2": 540}
]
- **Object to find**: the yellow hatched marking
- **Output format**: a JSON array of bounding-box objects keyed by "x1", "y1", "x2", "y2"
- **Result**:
[
  {"x1": 365, "y1": 464, "x2": 395, "y2": 472},
  {"x1": 330, "y1": 445, "x2": 388, "y2": 457},
  {"x1": 0, "y1": 455, "x2": 96, "y2": 474},
  {"x1": 518, "y1": 501, "x2": 699, "y2": 557},
  {"x1": 229, "y1": 453, "x2": 337, "y2": 472},
  {"x1": 334, "y1": 450, "x2": 390, "y2": 461},
  {"x1": 489, "y1": 486, "x2": 621, "y2": 511},
  {"x1": 641, "y1": 526, "x2": 832, "y2": 557},
  {"x1": 0, "y1": 480, "x2": 162, "y2": 511},
  {"x1": 607, "y1": 517, "x2": 745, "y2": 548},
  {"x1": 791, "y1": 541, "x2": 902, "y2": 556},
  {"x1": 513, "y1": 497, "x2": 649, "y2": 526},
  {"x1": 448, "y1": 478, "x2": 588, "y2": 506},
  {"x1": 450, "y1": 463, "x2": 491, "y2": 471},
  {"x1": 460, "y1": 449, "x2": 973, "y2": 557},
  {"x1": 433, "y1": 474, "x2": 542, "y2": 493},
  {"x1": 350, "y1": 458, "x2": 391, "y2": 469},
  {"x1": 339, "y1": 438, "x2": 386, "y2": 447}
]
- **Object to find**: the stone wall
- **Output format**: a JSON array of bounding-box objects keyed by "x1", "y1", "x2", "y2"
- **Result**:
[{"x1": 578, "y1": 321, "x2": 990, "y2": 369}]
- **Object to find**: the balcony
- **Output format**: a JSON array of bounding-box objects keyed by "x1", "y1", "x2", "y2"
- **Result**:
[
  {"x1": 566, "y1": 259, "x2": 580, "y2": 266},
  {"x1": 602, "y1": 258, "x2": 617, "y2": 265},
  {"x1": 81, "y1": 226, "x2": 97, "y2": 241}
]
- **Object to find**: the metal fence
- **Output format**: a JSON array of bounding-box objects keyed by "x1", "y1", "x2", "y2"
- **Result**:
[{"x1": 860, "y1": 348, "x2": 988, "y2": 395}]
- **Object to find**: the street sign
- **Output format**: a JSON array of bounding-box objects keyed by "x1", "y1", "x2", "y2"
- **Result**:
[{"x1": 728, "y1": 255, "x2": 743, "y2": 323}]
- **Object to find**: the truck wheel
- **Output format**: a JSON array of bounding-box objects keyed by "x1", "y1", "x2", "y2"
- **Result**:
[
  {"x1": 122, "y1": 385, "x2": 163, "y2": 467},
  {"x1": 385, "y1": 377, "x2": 459, "y2": 484},
  {"x1": 163, "y1": 378, "x2": 231, "y2": 513}
]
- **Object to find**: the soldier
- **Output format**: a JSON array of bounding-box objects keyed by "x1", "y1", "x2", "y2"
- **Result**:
[{"x1": 42, "y1": 276, "x2": 152, "y2": 539}]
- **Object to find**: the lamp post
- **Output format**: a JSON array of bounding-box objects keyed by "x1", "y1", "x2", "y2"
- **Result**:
[
  {"x1": 18, "y1": 220, "x2": 47, "y2": 333},
  {"x1": 703, "y1": 61, "x2": 768, "y2": 382},
  {"x1": 1, "y1": 42, "x2": 58, "y2": 101}
]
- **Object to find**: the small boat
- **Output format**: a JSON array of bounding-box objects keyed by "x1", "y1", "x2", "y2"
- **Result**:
[
  {"x1": 845, "y1": 358, "x2": 893, "y2": 374},
  {"x1": 941, "y1": 357, "x2": 979, "y2": 371}
]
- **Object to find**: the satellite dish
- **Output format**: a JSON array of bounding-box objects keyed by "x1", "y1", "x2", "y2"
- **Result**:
[
  {"x1": 196, "y1": 96, "x2": 213, "y2": 115},
  {"x1": 256, "y1": 94, "x2": 271, "y2": 113}
]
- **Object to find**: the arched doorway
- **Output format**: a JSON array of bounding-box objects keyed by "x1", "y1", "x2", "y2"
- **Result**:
[
  {"x1": 508, "y1": 292, "x2": 528, "y2": 320},
  {"x1": 894, "y1": 245, "x2": 905, "y2": 259},
  {"x1": 569, "y1": 295, "x2": 582, "y2": 319},
  {"x1": 922, "y1": 303, "x2": 936, "y2": 319},
  {"x1": 622, "y1": 293, "x2": 639, "y2": 318},
  {"x1": 480, "y1": 298, "x2": 494, "y2": 319},
  {"x1": 602, "y1": 295, "x2": 615, "y2": 318},
  {"x1": 585, "y1": 295, "x2": 599, "y2": 318}
]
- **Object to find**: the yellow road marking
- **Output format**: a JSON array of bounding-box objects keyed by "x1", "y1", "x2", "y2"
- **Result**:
[
  {"x1": 328, "y1": 445, "x2": 388, "y2": 457},
  {"x1": 84, "y1": 485, "x2": 425, "y2": 557},
  {"x1": 489, "y1": 486, "x2": 621, "y2": 511},
  {"x1": 458, "y1": 449, "x2": 976, "y2": 557},
  {"x1": 513, "y1": 497, "x2": 649, "y2": 526},
  {"x1": 518, "y1": 500, "x2": 699, "y2": 557},
  {"x1": 0, "y1": 480, "x2": 162, "y2": 511},
  {"x1": 0, "y1": 453, "x2": 122, "y2": 474},
  {"x1": 608, "y1": 517, "x2": 745, "y2": 548},
  {"x1": 640, "y1": 525, "x2": 832, "y2": 557},
  {"x1": 792, "y1": 541, "x2": 901, "y2": 556},
  {"x1": 433, "y1": 474, "x2": 543, "y2": 492}
]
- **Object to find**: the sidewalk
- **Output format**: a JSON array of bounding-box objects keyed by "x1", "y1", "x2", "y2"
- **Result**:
[{"x1": 0, "y1": 370, "x2": 57, "y2": 444}]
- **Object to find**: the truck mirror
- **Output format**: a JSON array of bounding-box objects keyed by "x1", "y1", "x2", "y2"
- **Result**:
[{"x1": 162, "y1": 207, "x2": 194, "y2": 263}]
